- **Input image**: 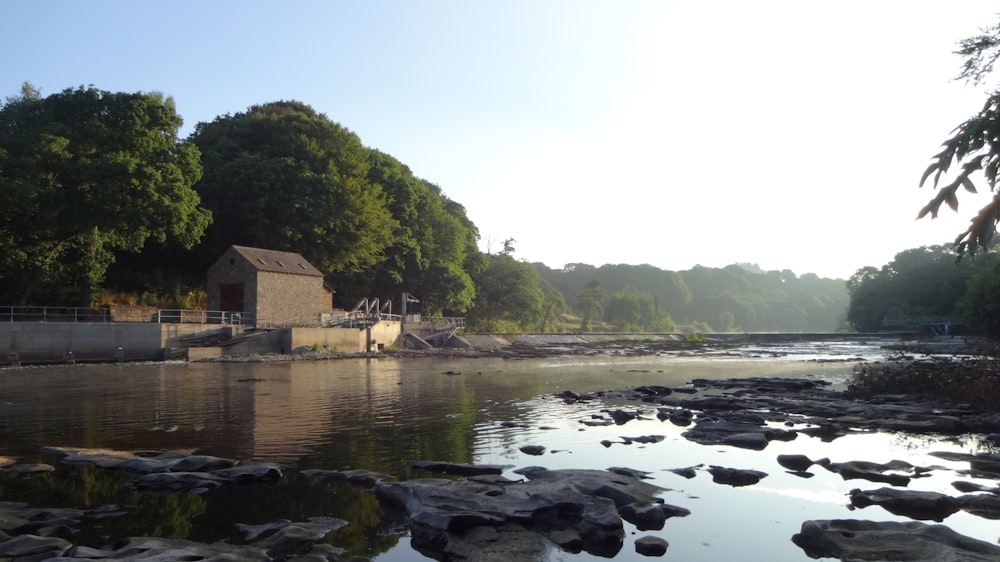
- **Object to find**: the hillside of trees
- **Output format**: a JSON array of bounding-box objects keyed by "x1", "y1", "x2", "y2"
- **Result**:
[
  {"x1": 535, "y1": 262, "x2": 848, "y2": 333},
  {"x1": 1, "y1": 84, "x2": 852, "y2": 333}
]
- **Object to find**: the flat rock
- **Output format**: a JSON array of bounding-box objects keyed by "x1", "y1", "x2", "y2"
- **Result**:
[
  {"x1": 849, "y1": 487, "x2": 959, "y2": 522},
  {"x1": 792, "y1": 519, "x2": 1000, "y2": 562},
  {"x1": 408, "y1": 460, "x2": 507, "y2": 476},
  {"x1": 376, "y1": 466, "x2": 672, "y2": 560}
]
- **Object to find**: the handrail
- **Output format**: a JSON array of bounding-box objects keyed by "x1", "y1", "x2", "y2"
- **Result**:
[{"x1": 0, "y1": 306, "x2": 111, "y2": 323}]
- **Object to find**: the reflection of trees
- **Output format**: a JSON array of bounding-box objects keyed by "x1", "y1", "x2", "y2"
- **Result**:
[
  {"x1": 0, "y1": 466, "x2": 207, "y2": 546},
  {"x1": 187, "y1": 477, "x2": 400, "y2": 558}
]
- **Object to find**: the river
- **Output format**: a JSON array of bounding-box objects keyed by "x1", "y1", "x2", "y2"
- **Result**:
[{"x1": 0, "y1": 340, "x2": 995, "y2": 561}]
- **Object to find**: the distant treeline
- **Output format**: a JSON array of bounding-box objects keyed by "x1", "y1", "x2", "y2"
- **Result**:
[{"x1": 534, "y1": 262, "x2": 848, "y2": 333}]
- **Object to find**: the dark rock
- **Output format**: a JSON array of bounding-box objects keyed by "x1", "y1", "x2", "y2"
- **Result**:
[
  {"x1": 849, "y1": 487, "x2": 959, "y2": 521},
  {"x1": 0, "y1": 534, "x2": 72, "y2": 558},
  {"x1": 408, "y1": 460, "x2": 507, "y2": 476},
  {"x1": 376, "y1": 467, "x2": 670, "y2": 560},
  {"x1": 607, "y1": 409, "x2": 639, "y2": 425},
  {"x1": 721, "y1": 432, "x2": 769, "y2": 450},
  {"x1": 255, "y1": 516, "x2": 348, "y2": 554},
  {"x1": 299, "y1": 468, "x2": 395, "y2": 487},
  {"x1": 706, "y1": 466, "x2": 768, "y2": 487},
  {"x1": 952, "y1": 480, "x2": 1000, "y2": 495},
  {"x1": 682, "y1": 420, "x2": 794, "y2": 450},
  {"x1": 824, "y1": 460, "x2": 914, "y2": 486},
  {"x1": 634, "y1": 385, "x2": 673, "y2": 397},
  {"x1": 163, "y1": 454, "x2": 239, "y2": 472},
  {"x1": 86, "y1": 536, "x2": 270, "y2": 561},
  {"x1": 620, "y1": 503, "x2": 690, "y2": 531},
  {"x1": 776, "y1": 454, "x2": 814, "y2": 472},
  {"x1": 129, "y1": 471, "x2": 226, "y2": 494},
  {"x1": 235, "y1": 519, "x2": 292, "y2": 541},
  {"x1": 634, "y1": 535, "x2": 669, "y2": 556},
  {"x1": 668, "y1": 465, "x2": 699, "y2": 479},
  {"x1": 792, "y1": 519, "x2": 1000, "y2": 562},
  {"x1": 621, "y1": 435, "x2": 665, "y2": 445},
  {"x1": 10, "y1": 463, "x2": 55, "y2": 474},
  {"x1": 958, "y1": 493, "x2": 1000, "y2": 519},
  {"x1": 519, "y1": 445, "x2": 546, "y2": 456}
]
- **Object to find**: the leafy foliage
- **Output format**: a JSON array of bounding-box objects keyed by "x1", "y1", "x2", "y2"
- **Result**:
[
  {"x1": 958, "y1": 253, "x2": 1000, "y2": 336},
  {"x1": 845, "y1": 245, "x2": 989, "y2": 331},
  {"x1": 467, "y1": 250, "x2": 546, "y2": 333},
  {"x1": 189, "y1": 101, "x2": 397, "y2": 282},
  {"x1": 537, "y1": 262, "x2": 846, "y2": 333},
  {"x1": 0, "y1": 84, "x2": 210, "y2": 304},
  {"x1": 918, "y1": 19, "x2": 1000, "y2": 258}
]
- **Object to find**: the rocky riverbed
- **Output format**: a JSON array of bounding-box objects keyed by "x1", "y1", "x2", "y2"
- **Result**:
[{"x1": 4, "y1": 362, "x2": 1000, "y2": 562}]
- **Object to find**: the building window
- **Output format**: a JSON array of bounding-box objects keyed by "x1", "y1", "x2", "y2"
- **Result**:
[
  {"x1": 258, "y1": 258, "x2": 267, "y2": 265},
  {"x1": 276, "y1": 260, "x2": 285, "y2": 267}
]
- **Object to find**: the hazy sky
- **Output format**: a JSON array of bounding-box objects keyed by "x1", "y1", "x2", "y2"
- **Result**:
[{"x1": 4, "y1": 1, "x2": 999, "y2": 279}]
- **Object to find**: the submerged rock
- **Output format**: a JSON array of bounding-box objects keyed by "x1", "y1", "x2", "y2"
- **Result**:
[{"x1": 408, "y1": 460, "x2": 508, "y2": 476}]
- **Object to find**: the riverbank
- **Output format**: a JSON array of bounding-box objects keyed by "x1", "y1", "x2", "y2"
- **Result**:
[{"x1": 198, "y1": 334, "x2": 986, "y2": 363}]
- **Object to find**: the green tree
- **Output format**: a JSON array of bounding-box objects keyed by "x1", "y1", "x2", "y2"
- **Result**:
[
  {"x1": 467, "y1": 249, "x2": 546, "y2": 333},
  {"x1": 352, "y1": 150, "x2": 476, "y2": 314},
  {"x1": 845, "y1": 246, "x2": 982, "y2": 331},
  {"x1": 575, "y1": 280, "x2": 605, "y2": 332},
  {"x1": 958, "y1": 252, "x2": 1000, "y2": 336},
  {"x1": 189, "y1": 101, "x2": 396, "y2": 285},
  {"x1": 0, "y1": 84, "x2": 210, "y2": 305},
  {"x1": 919, "y1": 19, "x2": 1000, "y2": 258}
]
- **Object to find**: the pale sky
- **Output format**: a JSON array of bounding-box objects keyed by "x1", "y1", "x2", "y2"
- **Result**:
[{"x1": 4, "y1": 1, "x2": 999, "y2": 279}]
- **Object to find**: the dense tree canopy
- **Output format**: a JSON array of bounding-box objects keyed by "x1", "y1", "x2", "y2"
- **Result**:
[
  {"x1": 846, "y1": 245, "x2": 988, "y2": 331},
  {"x1": 189, "y1": 101, "x2": 397, "y2": 283},
  {"x1": 0, "y1": 84, "x2": 210, "y2": 304},
  {"x1": 348, "y1": 150, "x2": 477, "y2": 315}
]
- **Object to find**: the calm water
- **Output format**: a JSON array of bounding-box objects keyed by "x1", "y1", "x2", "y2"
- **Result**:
[{"x1": 1, "y1": 342, "x2": 996, "y2": 561}]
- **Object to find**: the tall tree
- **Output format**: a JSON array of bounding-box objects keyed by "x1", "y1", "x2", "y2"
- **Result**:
[
  {"x1": 0, "y1": 84, "x2": 210, "y2": 305},
  {"x1": 467, "y1": 245, "x2": 546, "y2": 332},
  {"x1": 189, "y1": 101, "x2": 396, "y2": 287}
]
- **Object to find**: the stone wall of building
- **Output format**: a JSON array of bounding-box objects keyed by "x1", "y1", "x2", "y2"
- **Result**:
[{"x1": 255, "y1": 271, "x2": 325, "y2": 327}]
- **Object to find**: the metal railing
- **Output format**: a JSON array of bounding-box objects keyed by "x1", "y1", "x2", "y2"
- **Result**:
[
  {"x1": 155, "y1": 309, "x2": 249, "y2": 326},
  {"x1": 0, "y1": 306, "x2": 111, "y2": 323},
  {"x1": 0, "y1": 306, "x2": 248, "y2": 325}
]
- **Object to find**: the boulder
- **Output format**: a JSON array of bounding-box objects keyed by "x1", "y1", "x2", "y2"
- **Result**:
[
  {"x1": 776, "y1": 454, "x2": 815, "y2": 472},
  {"x1": 635, "y1": 535, "x2": 669, "y2": 556}
]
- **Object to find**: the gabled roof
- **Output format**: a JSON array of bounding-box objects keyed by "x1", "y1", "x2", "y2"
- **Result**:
[{"x1": 229, "y1": 245, "x2": 324, "y2": 277}]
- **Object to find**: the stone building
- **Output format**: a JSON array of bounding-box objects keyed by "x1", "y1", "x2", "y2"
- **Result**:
[{"x1": 207, "y1": 245, "x2": 333, "y2": 326}]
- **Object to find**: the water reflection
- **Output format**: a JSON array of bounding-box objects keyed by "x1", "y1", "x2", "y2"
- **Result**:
[{"x1": 0, "y1": 346, "x2": 994, "y2": 561}]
